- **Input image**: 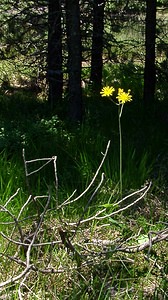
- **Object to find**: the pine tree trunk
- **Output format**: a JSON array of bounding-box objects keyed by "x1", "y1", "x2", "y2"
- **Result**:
[
  {"x1": 65, "y1": 0, "x2": 83, "y2": 122},
  {"x1": 90, "y1": 0, "x2": 105, "y2": 93},
  {"x1": 143, "y1": 0, "x2": 156, "y2": 105},
  {"x1": 48, "y1": 0, "x2": 63, "y2": 108}
]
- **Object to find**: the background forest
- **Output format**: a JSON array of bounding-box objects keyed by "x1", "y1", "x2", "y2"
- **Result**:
[{"x1": 0, "y1": 0, "x2": 168, "y2": 299}]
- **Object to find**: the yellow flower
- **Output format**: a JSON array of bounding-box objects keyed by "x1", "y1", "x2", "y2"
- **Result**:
[
  {"x1": 116, "y1": 88, "x2": 132, "y2": 104},
  {"x1": 100, "y1": 86, "x2": 115, "y2": 97}
]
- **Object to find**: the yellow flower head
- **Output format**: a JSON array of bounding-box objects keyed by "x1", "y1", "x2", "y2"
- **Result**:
[
  {"x1": 116, "y1": 88, "x2": 132, "y2": 104},
  {"x1": 100, "y1": 86, "x2": 115, "y2": 97}
]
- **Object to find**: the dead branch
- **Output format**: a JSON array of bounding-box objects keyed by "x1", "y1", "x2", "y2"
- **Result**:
[
  {"x1": 22, "y1": 149, "x2": 56, "y2": 177},
  {"x1": 26, "y1": 193, "x2": 51, "y2": 267},
  {"x1": 0, "y1": 231, "x2": 61, "y2": 247},
  {"x1": 18, "y1": 270, "x2": 32, "y2": 300},
  {"x1": 95, "y1": 181, "x2": 151, "y2": 220},
  {"x1": 117, "y1": 228, "x2": 168, "y2": 253},
  {"x1": 2, "y1": 188, "x2": 20, "y2": 208},
  {"x1": 58, "y1": 140, "x2": 111, "y2": 208},
  {"x1": 0, "y1": 145, "x2": 167, "y2": 296},
  {"x1": 0, "y1": 265, "x2": 33, "y2": 288},
  {"x1": 71, "y1": 172, "x2": 105, "y2": 239},
  {"x1": 85, "y1": 228, "x2": 168, "y2": 255},
  {"x1": 67, "y1": 181, "x2": 151, "y2": 226},
  {"x1": 0, "y1": 193, "x2": 51, "y2": 289},
  {"x1": 0, "y1": 204, "x2": 24, "y2": 246}
]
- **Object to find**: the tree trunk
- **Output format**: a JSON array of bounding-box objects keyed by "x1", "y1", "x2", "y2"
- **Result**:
[
  {"x1": 143, "y1": 0, "x2": 156, "y2": 105},
  {"x1": 90, "y1": 0, "x2": 105, "y2": 93},
  {"x1": 65, "y1": 0, "x2": 83, "y2": 122},
  {"x1": 47, "y1": 0, "x2": 63, "y2": 109}
]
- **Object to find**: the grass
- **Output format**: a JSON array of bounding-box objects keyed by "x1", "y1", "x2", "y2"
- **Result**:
[{"x1": 0, "y1": 64, "x2": 167, "y2": 299}]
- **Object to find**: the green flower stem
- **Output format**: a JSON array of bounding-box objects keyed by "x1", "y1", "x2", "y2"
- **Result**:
[{"x1": 118, "y1": 104, "x2": 124, "y2": 198}]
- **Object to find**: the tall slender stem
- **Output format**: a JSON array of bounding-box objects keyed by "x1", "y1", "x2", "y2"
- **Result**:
[{"x1": 118, "y1": 104, "x2": 124, "y2": 197}]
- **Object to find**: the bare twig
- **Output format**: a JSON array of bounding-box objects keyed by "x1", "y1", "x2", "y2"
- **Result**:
[
  {"x1": 17, "y1": 195, "x2": 32, "y2": 221},
  {"x1": 95, "y1": 181, "x2": 151, "y2": 220},
  {"x1": 2, "y1": 188, "x2": 20, "y2": 208},
  {"x1": 0, "y1": 193, "x2": 51, "y2": 289},
  {"x1": 53, "y1": 155, "x2": 58, "y2": 203},
  {"x1": 113, "y1": 183, "x2": 150, "y2": 207},
  {"x1": 26, "y1": 193, "x2": 51, "y2": 267},
  {"x1": 68, "y1": 181, "x2": 151, "y2": 225},
  {"x1": 0, "y1": 265, "x2": 33, "y2": 288},
  {"x1": 1, "y1": 253, "x2": 65, "y2": 275},
  {"x1": 0, "y1": 195, "x2": 33, "y2": 257},
  {"x1": 22, "y1": 151, "x2": 55, "y2": 177},
  {"x1": 72, "y1": 172, "x2": 105, "y2": 239},
  {"x1": 18, "y1": 270, "x2": 32, "y2": 300},
  {"x1": 0, "y1": 231, "x2": 61, "y2": 247},
  {"x1": 57, "y1": 189, "x2": 77, "y2": 209},
  {"x1": 117, "y1": 229, "x2": 168, "y2": 253},
  {"x1": 0, "y1": 205, "x2": 24, "y2": 246},
  {"x1": 59, "y1": 140, "x2": 111, "y2": 208},
  {"x1": 22, "y1": 150, "x2": 59, "y2": 210}
]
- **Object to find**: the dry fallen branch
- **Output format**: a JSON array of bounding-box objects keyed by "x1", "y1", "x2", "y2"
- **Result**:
[
  {"x1": 85, "y1": 228, "x2": 168, "y2": 254},
  {"x1": 67, "y1": 181, "x2": 152, "y2": 226},
  {"x1": 0, "y1": 232, "x2": 61, "y2": 247},
  {"x1": 0, "y1": 143, "x2": 111, "y2": 291},
  {"x1": 58, "y1": 140, "x2": 111, "y2": 208},
  {"x1": 117, "y1": 228, "x2": 168, "y2": 253},
  {"x1": 0, "y1": 143, "x2": 167, "y2": 296},
  {"x1": 0, "y1": 265, "x2": 33, "y2": 289},
  {"x1": 72, "y1": 172, "x2": 105, "y2": 239},
  {"x1": 2, "y1": 188, "x2": 20, "y2": 208}
]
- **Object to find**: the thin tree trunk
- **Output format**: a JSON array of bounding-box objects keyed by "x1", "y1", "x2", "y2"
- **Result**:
[
  {"x1": 90, "y1": 0, "x2": 105, "y2": 93},
  {"x1": 47, "y1": 0, "x2": 63, "y2": 109},
  {"x1": 143, "y1": 0, "x2": 156, "y2": 105},
  {"x1": 65, "y1": 0, "x2": 83, "y2": 122}
]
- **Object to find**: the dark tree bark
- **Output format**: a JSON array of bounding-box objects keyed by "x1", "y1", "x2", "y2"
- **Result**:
[
  {"x1": 90, "y1": 0, "x2": 105, "y2": 93},
  {"x1": 65, "y1": 0, "x2": 83, "y2": 122},
  {"x1": 143, "y1": 0, "x2": 156, "y2": 105},
  {"x1": 47, "y1": 0, "x2": 63, "y2": 108}
]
